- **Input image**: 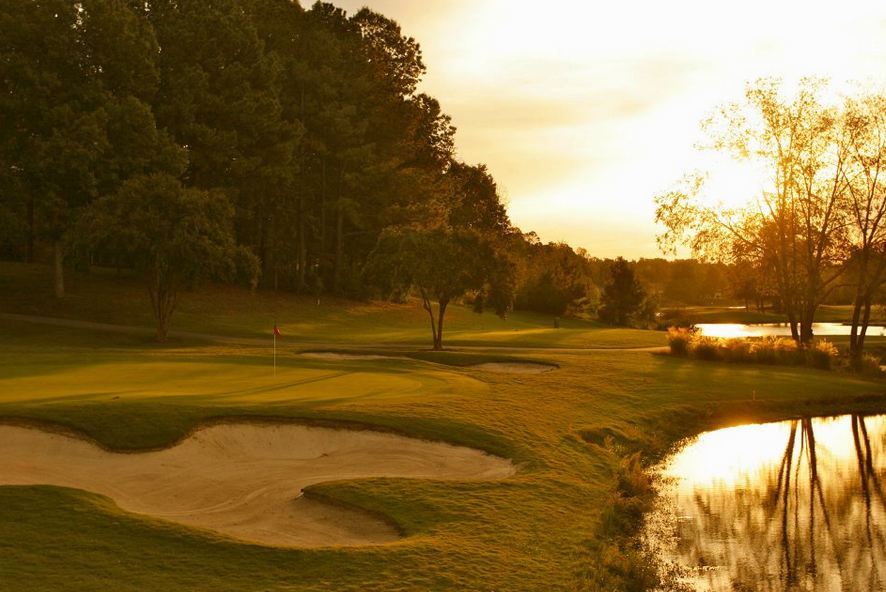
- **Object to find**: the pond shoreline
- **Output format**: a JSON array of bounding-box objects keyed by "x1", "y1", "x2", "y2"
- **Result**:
[
  {"x1": 644, "y1": 412, "x2": 886, "y2": 590},
  {"x1": 602, "y1": 393, "x2": 886, "y2": 590}
]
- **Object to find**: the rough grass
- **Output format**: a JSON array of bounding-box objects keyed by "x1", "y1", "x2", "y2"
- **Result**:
[
  {"x1": 0, "y1": 314, "x2": 884, "y2": 591},
  {"x1": 0, "y1": 261, "x2": 663, "y2": 349}
]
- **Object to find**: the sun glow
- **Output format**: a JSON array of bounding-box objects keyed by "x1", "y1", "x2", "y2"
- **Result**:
[
  {"x1": 334, "y1": 0, "x2": 886, "y2": 257},
  {"x1": 663, "y1": 415, "x2": 886, "y2": 490}
]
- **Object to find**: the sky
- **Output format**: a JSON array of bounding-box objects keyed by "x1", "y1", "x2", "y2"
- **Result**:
[{"x1": 333, "y1": 0, "x2": 886, "y2": 258}]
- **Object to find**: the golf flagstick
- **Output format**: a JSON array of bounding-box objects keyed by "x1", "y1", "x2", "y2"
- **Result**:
[{"x1": 273, "y1": 322, "x2": 281, "y2": 376}]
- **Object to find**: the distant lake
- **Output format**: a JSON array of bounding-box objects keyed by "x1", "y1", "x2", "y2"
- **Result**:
[
  {"x1": 644, "y1": 415, "x2": 886, "y2": 591},
  {"x1": 696, "y1": 322, "x2": 886, "y2": 338}
]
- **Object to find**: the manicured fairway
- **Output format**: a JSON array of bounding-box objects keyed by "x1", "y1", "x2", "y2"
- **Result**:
[{"x1": 0, "y1": 314, "x2": 883, "y2": 591}]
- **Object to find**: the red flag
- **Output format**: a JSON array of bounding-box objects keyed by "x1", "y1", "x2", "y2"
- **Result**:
[{"x1": 273, "y1": 324, "x2": 281, "y2": 337}]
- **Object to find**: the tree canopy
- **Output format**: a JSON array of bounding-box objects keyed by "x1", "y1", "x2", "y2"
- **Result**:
[
  {"x1": 0, "y1": 0, "x2": 608, "y2": 337},
  {"x1": 656, "y1": 79, "x2": 886, "y2": 356},
  {"x1": 78, "y1": 173, "x2": 258, "y2": 340},
  {"x1": 597, "y1": 258, "x2": 653, "y2": 327},
  {"x1": 366, "y1": 227, "x2": 513, "y2": 349}
]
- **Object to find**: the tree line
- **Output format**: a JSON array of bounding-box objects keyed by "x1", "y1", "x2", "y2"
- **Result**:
[
  {"x1": 5, "y1": 4, "x2": 845, "y2": 347},
  {"x1": 657, "y1": 79, "x2": 886, "y2": 361},
  {"x1": 0, "y1": 0, "x2": 609, "y2": 345}
]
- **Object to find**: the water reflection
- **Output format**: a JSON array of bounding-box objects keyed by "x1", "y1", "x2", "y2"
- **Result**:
[
  {"x1": 646, "y1": 415, "x2": 886, "y2": 591},
  {"x1": 696, "y1": 323, "x2": 886, "y2": 339}
]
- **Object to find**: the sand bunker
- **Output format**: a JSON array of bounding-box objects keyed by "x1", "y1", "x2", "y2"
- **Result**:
[
  {"x1": 470, "y1": 362, "x2": 557, "y2": 374},
  {"x1": 0, "y1": 423, "x2": 513, "y2": 547},
  {"x1": 300, "y1": 352, "x2": 396, "y2": 361}
]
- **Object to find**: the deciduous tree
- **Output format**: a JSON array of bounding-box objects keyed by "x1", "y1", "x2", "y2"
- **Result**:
[
  {"x1": 366, "y1": 228, "x2": 514, "y2": 350},
  {"x1": 656, "y1": 79, "x2": 853, "y2": 343},
  {"x1": 79, "y1": 174, "x2": 258, "y2": 341}
]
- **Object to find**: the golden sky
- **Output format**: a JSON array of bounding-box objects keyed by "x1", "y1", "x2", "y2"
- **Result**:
[{"x1": 334, "y1": 0, "x2": 886, "y2": 258}]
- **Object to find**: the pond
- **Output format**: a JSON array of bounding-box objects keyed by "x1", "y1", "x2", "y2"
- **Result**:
[
  {"x1": 645, "y1": 414, "x2": 886, "y2": 591},
  {"x1": 696, "y1": 322, "x2": 886, "y2": 339}
]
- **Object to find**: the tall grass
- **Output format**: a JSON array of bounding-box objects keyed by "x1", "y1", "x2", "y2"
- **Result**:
[
  {"x1": 667, "y1": 327, "x2": 840, "y2": 370},
  {"x1": 665, "y1": 327, "x2": 692, "y2": 355}
]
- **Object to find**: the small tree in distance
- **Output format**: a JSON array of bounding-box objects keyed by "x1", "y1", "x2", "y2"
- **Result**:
[
  {"x1": 597, "y1": 257, "x2": 652, "y2": 327},
  {"x1": 79, "y1": 174, "x2": 259, "y2": 341},
  {"x1": 366, "y1": 227, "x2": 514, "y2": 350}
]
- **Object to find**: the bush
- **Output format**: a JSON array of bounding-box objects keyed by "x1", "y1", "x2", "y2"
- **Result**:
[
  {"x1": 670, "y1": 332, "x2": 846, "y2": 372},
  {"x1": 749, "y1": 337, "x2": 798, "y2": 364},
  {"x1": 666, "y1": 325, "x2": 861, "y2": 373},
  {"x1": 773, "y1": 337, "x2": 802, "y2": 365},
  {"x1": 749, "y1": 338, "x2": 776, "y2": 364},
  {"x1": 688, "y1": 334, "x2": 721, "y2": 360},
  {"x1": 721, "y1": 338, "x2": 753, "y2": 363},
  {"x1": 666, "y1": 327, "x2": 693, "y2": 356},
  {"x1": 807, "y1": 340, "x2": 838, "y2": 370},
  {"x1": 859, "y1": 354, "x2": 882, "y2": 377}
]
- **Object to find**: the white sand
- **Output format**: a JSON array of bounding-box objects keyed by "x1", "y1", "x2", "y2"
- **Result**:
[
  {"x1": 0, "y1": 423, "x2": 513, "y2": 547},
  {"x1": 470, "y1": 362, "x2": 557, "y2": 374}
]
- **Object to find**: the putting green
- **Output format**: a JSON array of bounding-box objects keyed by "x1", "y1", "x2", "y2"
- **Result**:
[{"x1": 0, "y1": 358, "x2": 486, "y2": 405}]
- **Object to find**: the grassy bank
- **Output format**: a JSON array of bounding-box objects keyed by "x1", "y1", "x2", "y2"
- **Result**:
[{"x1": 0, "y1": 314, "x2": 884, "y2": 591}]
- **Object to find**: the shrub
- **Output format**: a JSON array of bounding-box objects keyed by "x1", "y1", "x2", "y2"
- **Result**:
[
  {"x1": 807, "y1": 340, "x2": 838, "y2": 370},
  {"x1": 721, "y1": 338, "x2": 753, "y2": 363},
  {"x1": 616, "y1": 453, "x2": 652, "y2": 499},
  {"x1": 773, "y1": 337, "x2": 802, "y2": 365},
  {"x1": 666, "y1": 327, "x2": 693, "y2": 356},
  {"x1": 670, "y1": 332, "x2": 845, "y2": 372},
  {"x1": 749, "y1": 338, "x2": 777, "y2": 364},
  {"x1": 688, "y1": 334, "x2": 721, "y2": 361},
  {"x1": 859, "y1": 354, "x2": 882, "y2": 377}
]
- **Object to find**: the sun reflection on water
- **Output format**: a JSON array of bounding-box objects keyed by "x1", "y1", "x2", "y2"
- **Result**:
[
  {"x1": 695, "y1": 323, "x2": 886, "y2": 338},
  {"x1": 647, "y1": 415, "x2": 886, "y2": 591}
]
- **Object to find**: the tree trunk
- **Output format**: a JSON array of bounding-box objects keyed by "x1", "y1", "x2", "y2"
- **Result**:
[
  {"x1": 333, "y1": 199, "x2": 343, "y2": 294},
  {"x1": 296, "y1": 83, "x2": 308, "y2": 292},
  {"x1": 435, "y1": 298, "x2": 449, "y2": 350},
  {"x1": 787, "y1": 311, "x2": 799, "y2": 342},
  {"x1": 297, "y1": 187, "x2": 306, "y2": 291},
  {"x1": 297, "y1": 215, "x2": 306, "y2": 291},
  {"x1": 156, "y1": 314, "x2": 169, "y2": 342},
  {"x1": 421, "y1": 292, "x2": 438, "y2": 350},
  {"x1": 147, "y1": 265, "x2": 176, "y2": 343},
  {"x1": 259, "y1": 211, "x2": 271, "y2": 289},
  {"x1": 320, "y1": 158, "x2": 327, "y2": 254},
  {"x1": 858, "y1": 296, "x2": 873, "y2": 356},
  {"x1": 26, "y1": 197, "x2": 34, "y2": 263},
  {"x1": 850, "y1": 293, "x2": 864, "y2": 360},
  {"x1": 799, "y1": 301, "x2": 815, "y2": 345},
  {"x1": 53, "y1": 240, "x2": 65, "y2": 298}
]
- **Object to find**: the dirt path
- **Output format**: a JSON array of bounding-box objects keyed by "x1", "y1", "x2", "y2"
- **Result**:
[{"x1": 0, "y1": 422, "x2": 514, "y2": 547}]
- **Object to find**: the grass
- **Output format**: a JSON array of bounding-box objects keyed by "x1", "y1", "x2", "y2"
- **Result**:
[
  {"x1": 1, "y1": 315, "x2": 884, "y2": 591},
  {"x1": 0, "y1": 261, "x2": 663, "y2": 349},
  {"x1": 1, "y1": 262, "x2": 885, "y2": 590}
]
